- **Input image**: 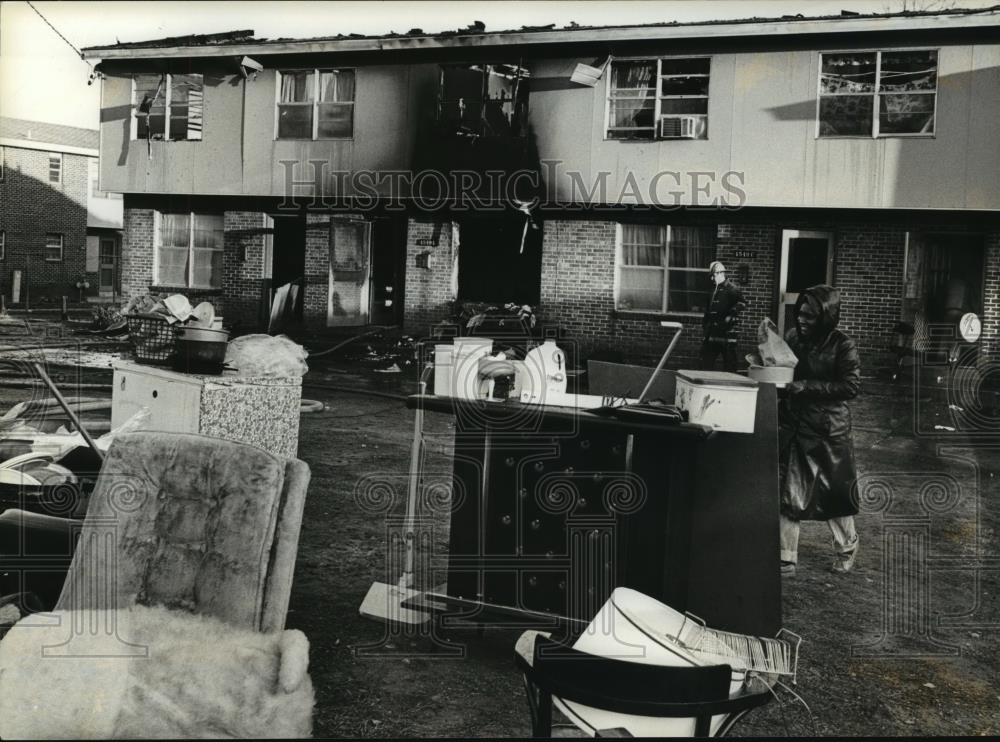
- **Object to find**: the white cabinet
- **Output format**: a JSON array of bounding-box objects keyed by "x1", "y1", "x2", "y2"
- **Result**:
[{"x1": 111, "y1": 362, "x2": 302, "y2": 459}]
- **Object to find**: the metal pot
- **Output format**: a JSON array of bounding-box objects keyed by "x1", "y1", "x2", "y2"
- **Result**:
[{"x1": 173, "y1": 326, "x2": 229, "y2": 374}]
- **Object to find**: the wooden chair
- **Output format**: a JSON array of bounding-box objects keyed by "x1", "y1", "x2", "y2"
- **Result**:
[
  {"x1": 515, "y1": 634, "x2": 773, "y2": 738},
  {"x1": 51, "y1": 430, "x2": 310, "y2": 632}
]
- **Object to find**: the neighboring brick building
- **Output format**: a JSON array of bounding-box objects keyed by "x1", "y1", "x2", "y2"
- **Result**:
[
  {"x1": 85, "y1": 8, "x2": 1000, "y2": 368},
  {"x1": 0, "y1": 117, "x2": 122, "y2": 307}
]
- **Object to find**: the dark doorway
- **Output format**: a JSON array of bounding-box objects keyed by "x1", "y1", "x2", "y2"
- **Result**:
[
  {"x1": 370, "y1": 216, "x2": 408, "y2": 326},
  {"x1": 271, "y1": 212, "x2": 306, "y2": 322},
  {"x1": 903, "y1": 232, "x2": 985, "y2": 366},
  {"x1": 457, "y1": 212, "x2": 542, "y2": 305}
]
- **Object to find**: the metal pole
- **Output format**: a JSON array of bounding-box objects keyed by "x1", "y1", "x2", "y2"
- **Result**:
[
  {"x1": 32, "y1": 362, "x2": 105, "y2": 463},
  {"x1": 637, "y1": 321, "x2": 684, "y2": 404}
]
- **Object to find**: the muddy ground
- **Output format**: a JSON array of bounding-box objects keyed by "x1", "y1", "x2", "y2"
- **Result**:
[{"x1": 1, "y1": 317, "x2": 997, "y2": 737}]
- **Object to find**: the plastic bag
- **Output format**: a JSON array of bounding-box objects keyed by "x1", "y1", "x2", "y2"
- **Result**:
[
  {"x1": 756, "y1": 319, "x2": 799, "y2": 368},
  {"x1": 224, "y1": 334, "x2": 309, "y2": 377}
]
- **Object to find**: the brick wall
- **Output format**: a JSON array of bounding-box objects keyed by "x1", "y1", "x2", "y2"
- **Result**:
[
  {"x1": 303, "y1": 213, "x2": 330, "y2": 328},
  {"x1": 402, "y1": 218, "x2": 456, "y2": 334},
  {"x1": 121, "y1": 206, "x2": 154, "y2": 301},
  {"x1": 535, "y1": 217, "x2": 997, "y2": 372},
  {"x1": 0, "y1": 147, "x2": 89, "y2": 305},
  {"x1": 222, "y1": 211, "x2": 267, "y2": 327},
  {"x1": 833, "y1": 224, "x2": 907, "y2": 366}
]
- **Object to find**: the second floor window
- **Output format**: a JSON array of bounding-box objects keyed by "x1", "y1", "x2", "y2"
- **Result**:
[
  {"x1": 607, "y1": 57, "x2": 710, "y2": 140},
  {"x1": 133, "y1": 73, "x2": 204, "y2": 141},
  {"x1": 156, "y1": 212, "x2": 224, "y2": 289},
  {"x1": 48, "y1": 153, "x2": 62, "y2": 183},
  {"x1": 0, "y1": 231, "x2": 5, "y2": 261},
  {"x1": 438, "y1": 63, "x2": 529, "y2": 137},
  {"x1": 818, "y1": 50, "x2": 937, "y2": 137},
  {"x1": 45, "y1": 233, "x2": 63, "y2": 262},
  {"x1": 277, "y1": 69, "x2": 355, "y2": 139},
  {"x1": 615, "y1": 224, "x2": 716, "y2": 314}
]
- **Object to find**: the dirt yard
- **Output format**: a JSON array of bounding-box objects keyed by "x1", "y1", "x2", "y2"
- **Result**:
[{"x1": 1, "y1": 317, "x2": 997, "y2": 737}]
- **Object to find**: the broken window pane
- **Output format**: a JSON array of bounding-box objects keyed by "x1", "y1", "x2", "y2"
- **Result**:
[
  {"x1": 170, "y1": 74, "x2": 203, "y2": 141},
  {"x1": 820, "y1": 53, "x2": 877, "y2": 94},
  {"x1": 879, "y1": 50, "x2": 937, "y2": 92},
  {"x1": 660, "y1": 58, "x2": 711, "y2": 76},
  {"x1": 879, "y1": 93, "x2": 935, "y2": 134},
  {"x1": 610, "y1": 60, "x2": 656, "y2": 94},
  {"x1": 608, "y1": 99, "x2": 656, "y2": 137},
  {"x1": 659, "y1": 76, "x2": 710, "y2": 96},
  {"x1": 135, "y1": 73, "x2": 166, "y2": 140},
  {"x1": 819, "y1": 96, "x2": 874, "y2": 136}
]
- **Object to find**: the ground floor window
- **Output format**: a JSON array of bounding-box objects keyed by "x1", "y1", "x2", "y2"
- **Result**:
[
  {"x1": 615, "y1": 223, "x2": 715, "y2": 314},
  {"x1": 156, "y1": 212, "x2": 223, "y2": 288},
  {"x1": 45, "y1": 233, "x2": 63, "y2": 262}
]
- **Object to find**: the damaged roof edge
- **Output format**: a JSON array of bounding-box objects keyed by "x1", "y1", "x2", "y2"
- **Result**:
[{"x1": 81, "y1": 9, "x2": 1000, "y2": 60}]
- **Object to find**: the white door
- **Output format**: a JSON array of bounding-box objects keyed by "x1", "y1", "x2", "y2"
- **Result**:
[
  {"x1": 778, "y1": 230, "x2": 834, "y2": 336},
  {"x1": 327, "y1": 219, "x2": 372, "y2": 327}
]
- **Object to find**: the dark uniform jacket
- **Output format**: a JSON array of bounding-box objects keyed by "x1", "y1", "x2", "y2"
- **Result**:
[
  {"x1": 702, "y1": 279, "x2": 746, "y2": 343},
  {"x1": 779, "y1": 285, "x2": 862, "y2": 520}
]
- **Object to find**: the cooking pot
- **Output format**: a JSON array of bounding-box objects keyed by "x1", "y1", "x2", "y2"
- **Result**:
[{"x1": 173, "y1": 326, "x2": 230, "y2": 374}]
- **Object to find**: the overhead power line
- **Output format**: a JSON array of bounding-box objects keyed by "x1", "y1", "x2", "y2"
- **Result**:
[{"x1": 25, "y1": 0, "x2": 92, "y2": 68}]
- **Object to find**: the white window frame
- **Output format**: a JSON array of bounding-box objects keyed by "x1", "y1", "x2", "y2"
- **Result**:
[
  {"x1": 613, "y1": 223, "x2": 714, "y2": 316},
  {"x1": 130, "y1": 72, "x2": 204, "y2": 141},
  {"x1": 48, "y1": 153, "x2": 62, "y2": 184},
  {"x1": 0, "y1": 146, "x2": 5, "y2": 182},
  {"x1": 816, "y1": 48, "x2": 939, "y2": 139},
  {"x1": 153, "y1": 211, "x2": 224, "y2": 289},
  {"x1": 605, "y1": 56, "x2": 711, "y2": 141},
  {"x1": 45, "y1": 233, "x2": 63, "y2": 262},
  {"x1": 0, "y1": 230, "x2": 5, "y2": 261},
  {"x1": 274, "y1": 68, "x2": 356, "y2": 141}
]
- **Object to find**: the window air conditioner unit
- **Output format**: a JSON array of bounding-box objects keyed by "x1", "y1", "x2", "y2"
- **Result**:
[{"x1": 659, "y1": 115, "x2": 698, "y2": 139}]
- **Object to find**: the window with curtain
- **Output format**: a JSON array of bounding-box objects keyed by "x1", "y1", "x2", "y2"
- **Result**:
[
  {"x1": 607, "y1": 57, "x2": 710, "y2": 140},
  {"x1": 133, "y1": 73, "x2": 204, "y2": 141},
  {"x1": 277, "y1": 69, "x2": 355, "y2": 139},
  {"x1": 157, "y1": 212, "x2": 224, "y2": 288},
  {"x1": 818, "y1": 50, "x2": 937, "y2": 137},
  {"x1": 616, "y1": 224, "x2": 716, "y2": 313}
]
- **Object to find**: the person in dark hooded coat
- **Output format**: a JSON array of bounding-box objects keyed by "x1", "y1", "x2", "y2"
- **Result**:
[{"x1": 779, "y1": 284, "x2": 861, "y2": 576}]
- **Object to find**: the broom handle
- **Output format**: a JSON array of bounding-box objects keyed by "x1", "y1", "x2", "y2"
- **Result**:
[
  {"x1": 401, "y1": 363, "x2": 433, "y2": 585},
  {"x1": 637, "y1": 322, "x2": 683, "y2": 404},
  {"x1": 33, "y1": 362, "x2": 105, "y2": 464}
]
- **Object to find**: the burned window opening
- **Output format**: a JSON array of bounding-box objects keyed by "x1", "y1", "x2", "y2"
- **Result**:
[
  {"x1": 438, "y1": 63, "x2": 530, "y2": 138},
  {"x1": 133, "y1": 72, "x2": 204, "y2": 142}
]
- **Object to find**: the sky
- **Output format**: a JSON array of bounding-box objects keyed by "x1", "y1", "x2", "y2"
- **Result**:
[{"x1": 1, "y1": 0, "x2": 995, "y2": 130}]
